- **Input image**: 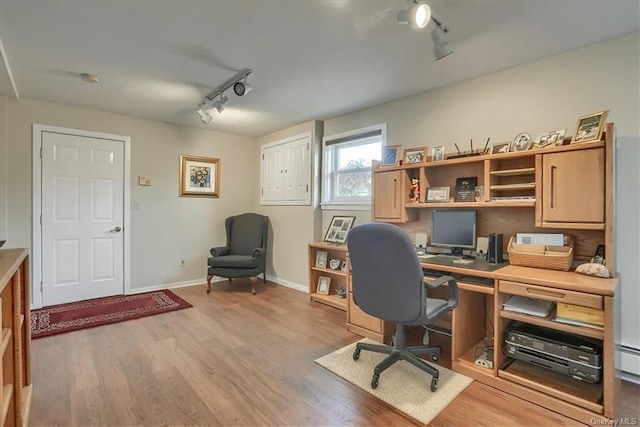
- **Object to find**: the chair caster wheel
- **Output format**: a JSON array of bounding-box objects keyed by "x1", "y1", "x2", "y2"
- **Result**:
[
  {"x1": 371, "y1": 374, "x2": 379, "y2": 389},
  {"x1": 353, "y1": 349, "x2": 361, "y2": 361},
  {"x1": 431, "y1": 354, "x2": 439, "y2": 362},
  {"x1": 430, "y1": 377, "x2": 438, "y2": 392}
]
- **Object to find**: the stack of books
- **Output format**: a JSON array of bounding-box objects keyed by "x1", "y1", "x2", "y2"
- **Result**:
[{"x1": 554, "y1": 303, "x2": 604, "y2": 330}]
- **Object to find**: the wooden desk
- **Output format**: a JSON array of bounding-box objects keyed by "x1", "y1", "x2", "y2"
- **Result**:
[
  {"x1": 0, "y1": 249, "x2": 32, "y2": 427},
  {"x1": 419, "y1": 261, "x2": 617, "y2": 425}
]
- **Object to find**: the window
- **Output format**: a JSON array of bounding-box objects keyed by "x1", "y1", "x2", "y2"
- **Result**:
[{"x1": 322, "y1": 124, "x2": 385, "y2": 207}]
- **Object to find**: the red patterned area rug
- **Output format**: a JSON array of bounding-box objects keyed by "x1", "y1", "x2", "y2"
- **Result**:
[{"x1": 31, "y1": 290, "x2": 192, "y2": 339}]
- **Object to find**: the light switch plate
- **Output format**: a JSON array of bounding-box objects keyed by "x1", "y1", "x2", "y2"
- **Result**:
[{"x1": 138, "y1": 176, "x2": 151, "y2": 186}]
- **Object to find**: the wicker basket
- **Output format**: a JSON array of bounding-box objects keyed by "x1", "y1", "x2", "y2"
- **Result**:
[{"x1": 507, "y1": 235, "x2": 573, "y2": 271}]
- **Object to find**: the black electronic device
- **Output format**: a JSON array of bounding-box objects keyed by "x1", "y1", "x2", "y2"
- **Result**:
[
  {"x1": 504, "y1": 322, "x2": 602, "y2": 383},
  {"x1": 431, "y1": 209, "x2": 476, "y2": 257},
  {"x1": 487, "y1": 233, "x2": 504, "y2": 263}
]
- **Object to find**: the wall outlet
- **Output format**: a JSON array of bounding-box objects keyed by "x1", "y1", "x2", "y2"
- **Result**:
[{"x1": 180, "y1": 259, "x2": 185, "y2": 267}]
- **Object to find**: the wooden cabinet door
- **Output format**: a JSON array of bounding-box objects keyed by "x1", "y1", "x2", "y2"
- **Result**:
[
  {"x1": 373, "y1": 170, "x2": 404, "y2": 221},
  {"x1": 542, "y1": 148, "x2": 604, "y2": 224}
]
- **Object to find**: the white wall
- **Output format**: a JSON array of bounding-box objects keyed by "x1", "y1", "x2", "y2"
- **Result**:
[{"x1": 3, "y1": 97, "x2": 256, "y2": 298}]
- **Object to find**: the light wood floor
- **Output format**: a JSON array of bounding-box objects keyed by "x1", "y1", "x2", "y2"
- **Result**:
[{"x1": 31, "y1": 280, "x2": 639, "y2": 426}]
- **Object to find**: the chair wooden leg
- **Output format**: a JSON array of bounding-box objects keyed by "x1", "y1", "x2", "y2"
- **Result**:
[
  {"x1": 263, "y1": 272, "x2": 267, "y2": 283},
  {"x1": 250, "y1": 276, "x2": 257, "y2": 295},
  {"x1": 206, "y1": 275, "x2": 213, "y2": 294}
]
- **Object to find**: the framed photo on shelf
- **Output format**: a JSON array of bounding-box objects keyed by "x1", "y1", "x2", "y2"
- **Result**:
[
  {"x1": 490, "y1": 142, "x2": 511, "y2": 154},
  {"x1": 323, "y1": 216, "x2": 356, "y2": 244},
  {"x1": 511, "y1": 132, "x2": 532, "y2": 152},
  {"x1": 431, "y1": 146, "x2": 445, "y2": 161},
  {"x1": 382, "y1": 145, "x2": 402, "y2": 166},
  {"x1": 315, "y1": 250, "x2": 328, "y2": 268},
  {"x1": 572, "y1": 110, "x2": 609, "y2": 144},
  {"x1": 403, "y1": 146, "x2": 428, "y2": 164},
  {"x1": 533, "y1": 129, "x2": 566, "y2": 149},
  {"x1": 316, "y1": 276, "x2": 331, "y2": 295},
  {"x1": 426, "y1": 186, "x2": 450, "y2": 203},
  {"x1": 179, "y1": 155, "x2": 220, "y2": 197}
]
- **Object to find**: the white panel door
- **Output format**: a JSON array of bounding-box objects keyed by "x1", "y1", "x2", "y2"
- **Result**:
[
  {"x1": 261, "y1": 145, "x2": 284, "y2": 202},
  {"x1": 41, "y1": 131, "x2": 124, "y2": 305}
]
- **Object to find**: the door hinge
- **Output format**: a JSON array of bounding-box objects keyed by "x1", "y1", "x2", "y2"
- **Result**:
[
  {"x1": 261, "y1": 188, "x2": 264, "y2": 195},
  {"x1": 306, "y1": 184, "x2": 309, "y2": 192},
  {"x1": 39, "y1": 147, "x2": 42, "y2": 158},
  {"x1": 40, "y1": 214, "x2": 42, "y2": 225},
  {"x1": 306, "y1": 142, "x2": 309, "y2": 150},
  {"x1": 40, "y1": 280, "x2": 43, "y2": 292},
  {"x1": 262, "y1": 153, "x2": 264, "y2": 160}
]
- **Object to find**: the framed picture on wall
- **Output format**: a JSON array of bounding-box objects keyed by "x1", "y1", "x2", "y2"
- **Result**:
[
  {"x1": 179, "y1": 155, "x2": 220, "y2": 197},
  {"x1": 323, "y1": 216, "x2": 356, "y2": 244},
  {"x1": 572, "y1": 110, "x2": 609, "y2": 144}
]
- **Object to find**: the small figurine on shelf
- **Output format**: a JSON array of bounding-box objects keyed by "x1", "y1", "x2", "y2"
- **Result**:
[{"x1": 409, "y1": 178, "x2": 420, "y2": 202}]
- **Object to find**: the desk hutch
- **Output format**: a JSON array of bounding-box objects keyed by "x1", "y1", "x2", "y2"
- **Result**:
[{"x1": 308, "y1": 124, "x2": 618, "y2": 424}]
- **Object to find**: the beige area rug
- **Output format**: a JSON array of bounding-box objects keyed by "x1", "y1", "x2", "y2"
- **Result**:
[{"x1": 315, "y1": 339, "x2": 473, "y2": 425}]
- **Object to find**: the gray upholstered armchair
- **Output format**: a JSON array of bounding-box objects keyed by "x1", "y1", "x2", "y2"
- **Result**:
[{"x1": 207, "y1": 213, "x2": 268, "y2": 295}]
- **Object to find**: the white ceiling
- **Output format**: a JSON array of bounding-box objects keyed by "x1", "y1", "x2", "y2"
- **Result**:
[{"x1": 1, "y1": 0, "x2": 638, "y2": 137}]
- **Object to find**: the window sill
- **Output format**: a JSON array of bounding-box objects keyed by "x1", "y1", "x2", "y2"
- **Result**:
[{"x1": 320, "y1": 203, "x2": 371, "y2": 211}]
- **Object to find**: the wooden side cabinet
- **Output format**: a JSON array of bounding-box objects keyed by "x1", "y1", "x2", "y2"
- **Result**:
[
  {"x1": 0, "y1": 249, "x2": 32, "y2": 427},
  {"x1": 539, "y1": 148, "x2": 605, "y2": 228},
  {"x1": 372, "y1": 169, "x2": 406, "y2": 222}
]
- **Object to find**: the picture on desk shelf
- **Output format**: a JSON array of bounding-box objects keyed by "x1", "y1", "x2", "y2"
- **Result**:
[
  {"x1": 323, "y1": 216, "x2": 356, "y2": 244},
  {"x1": 490, "y1": 141, "x2": 511, "y2": 154},
  {"x1": 511, "y1": 132, "x2": 532, "y2": 152},
  {"x1": 316, "y1": 276, "x2": 331, "y2": 295},
  {"x1": 315, "y1": 250, "x2": 328, "y2": 268},
  {"x1": 382, "y1": 145, "x2": 402, "y2": 166},
  {"x1": 572, "y1": 110, "x2": 609, "y2": 144},
  {"x1": 431, "y1": 146, "x2": 445, "y2": 161},
  {"x1": 426, "y1": 186, "x2": 450, "y2": 203},
  {"x1": 403, "y1": 146, "x2": 428, "y2": 164}
]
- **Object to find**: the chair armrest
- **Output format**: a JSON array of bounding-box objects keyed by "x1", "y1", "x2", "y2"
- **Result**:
[
  {"x1": 424, "y1": 275, "x2": 459, "y2": 321},
  {"x1": 210, "y1": 246, "x2": 230, "y2": 257},
  {"x1": 252, "y1": 247, "x2": 266, "y2": 258}
]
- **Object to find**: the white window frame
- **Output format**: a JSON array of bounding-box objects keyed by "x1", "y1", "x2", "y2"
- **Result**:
[{"x1": 321, "y1": 123, "x2": 386, "y2": 210}]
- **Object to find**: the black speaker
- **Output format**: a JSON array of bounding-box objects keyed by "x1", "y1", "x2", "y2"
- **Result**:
[{"x1": 487, "y1": 233, "x2": 504, "y2": 263}]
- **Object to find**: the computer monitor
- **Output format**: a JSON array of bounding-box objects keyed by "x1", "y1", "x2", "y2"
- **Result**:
[{"x1": 431, "y1": 209, "x2": 476, "y2": 256}]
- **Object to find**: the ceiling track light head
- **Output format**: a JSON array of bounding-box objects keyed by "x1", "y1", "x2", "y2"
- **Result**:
[
  {"x1": 431, "y1": 25, "x2": 453, "y2": 60},
  {"x1": 233, "y1": 78, "x2": 252, "y2": 96},
  {"x1": 212, "y1": 94, "x2": 229, "y2": 113},
  {"x1": 196, "y1": 105, "x2": 213, "y2": 124},
  {"x1": 397, "y1": 1, "x2": 431, "y2": 29}
]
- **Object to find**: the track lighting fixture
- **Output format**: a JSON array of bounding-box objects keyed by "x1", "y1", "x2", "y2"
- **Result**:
[
  {"x1": 212, "y1": 94, "x2": 229, "y2": 113},
  {"x1": 196, "y1": 104, "x2": 213, "y2": 124},
  {"x1": 195, "y1": 68, "x2": 252, "y2": 123},
  {"x1": 397, "y1": 1, "x2": 454, "y2": 60},
  {"x1": 397, "y1": 1, "x2": 431, "y2": 29},
  {"x1": 431, "y1": 25, "x2": 453, "y2": 61},
  {"x1": 233, "y1": 77, "x2": 252, "y2": 96}
]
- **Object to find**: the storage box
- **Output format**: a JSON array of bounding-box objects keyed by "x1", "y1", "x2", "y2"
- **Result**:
[
  {"x1": 556, "y1": 302, "x2": 604, "y2": 326},
  {"x1": 507, "y1": 235, "x2": 573, "y2": 271}
]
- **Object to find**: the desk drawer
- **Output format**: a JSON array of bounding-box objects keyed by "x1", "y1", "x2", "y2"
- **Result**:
[
  {"x1": 499, "y1": 280, "x2": 602, "y2": 310},
  {"x1": 348, "y1": 292, "x2": 382, "y2": 333}
]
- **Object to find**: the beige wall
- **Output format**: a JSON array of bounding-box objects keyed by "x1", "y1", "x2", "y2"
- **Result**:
[
  {"x1": 0, "y1": 95, "x2": 7, "y2": 241},
  {"x1": 254, "y1": 120, "x2": 323, "y2": 290},
  {"x1": 3, "y1": 98, "x2": 256, "y2": 298}
]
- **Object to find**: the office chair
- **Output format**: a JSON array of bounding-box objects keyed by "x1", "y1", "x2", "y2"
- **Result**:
[
  {"x1": 207, "y1": 213, "x2": 268, "y2": 295},
  {"x1": 346, "y1": 222, "x2": 458, "y2": 391}
]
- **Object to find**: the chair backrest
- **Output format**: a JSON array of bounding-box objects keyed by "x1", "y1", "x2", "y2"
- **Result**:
[
  {"x1": 347, "y1": 222, "x2": 425, "y2": 324},
  {"x1": 227, "y1": 213, "x2": 268, "y2": 255}
]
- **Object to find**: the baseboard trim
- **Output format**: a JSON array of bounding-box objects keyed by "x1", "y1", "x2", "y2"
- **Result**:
[
  {"x1": 619, "y1": 344, "x2": 640, "y2": 379},
  {"x1": 127, "y1": 278, "x2": 214, "y2": 294},
  {"x1": 265, "y1": 274, "x2": 307, "y2": 293}
]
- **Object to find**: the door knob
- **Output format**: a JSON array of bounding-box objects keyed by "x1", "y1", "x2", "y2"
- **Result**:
[{"x1": 109, "y1": 226, "x2": 122, "y2": 233}]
